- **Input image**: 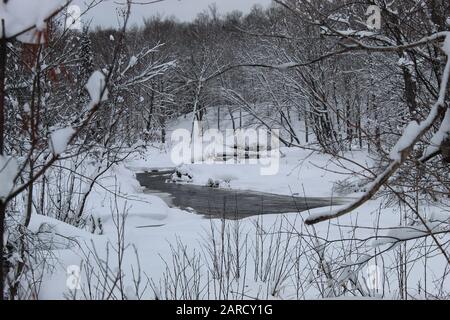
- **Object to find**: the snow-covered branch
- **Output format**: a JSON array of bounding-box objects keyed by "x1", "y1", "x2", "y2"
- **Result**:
[{"x1": 306, "y1": 36, "x2": 450, "y2": 225}]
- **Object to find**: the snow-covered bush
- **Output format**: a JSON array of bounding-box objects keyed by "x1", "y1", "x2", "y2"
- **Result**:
[{"x1": 170, "y1": 165, "x2": 193, "y2": 183}]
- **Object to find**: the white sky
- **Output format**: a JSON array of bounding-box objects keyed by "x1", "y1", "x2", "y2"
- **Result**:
[{"x1": 74, "y1": 0, "x2": 273, "y2": 28}]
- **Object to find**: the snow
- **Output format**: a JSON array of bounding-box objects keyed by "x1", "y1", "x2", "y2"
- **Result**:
[
  {"x1": 372, "y1": 220, "x2": 445, "y2": 247},
  {"x1": 423, "y1": 108, "x2": 450, "y2": 159},
  {"x1": 0, "y1": 0, "x2": 67, "y2": 43},
  {"x1": 50, "y1": 127, "x2": 75, "y2": 155},
  {"x1": 128, "y1": 109, "x2": 372, "y2": 197},
  {"x1": 320, "y1": 26, "x2": 377, "y2": 38},
  {"x1": 128, "y1": 56, "x2": 138, "y2": 69},
  {"x1": 8, "y1": 100, "x2": 448, "y2": 300},
  {"x1": 23, "y1": 112, "x2": 449, "y2": 299},
  {"x1": 129, "y1": 147, "x2": 370, "y2": 198},
  {"x1": 443, "y1": 35, "x2": 450, "y2": 56},
  {"x1": 274, "y1": 62, "x2": 298, "y2": 70},
  {"x1": 397, "y1": 56, "x2": 413, "y2": 67},
  {"x1": 0, "y1": 155, "x2": 18, "y2": 199},
  {"x1": 1, "y1": 1, "x2": 448, "y2": 301},
  {"x1": 85, "y1": 71, "x2": 108, "y2": 105},
  {"x1": 34, "y1": 160, "x2": 449, "y2": 299},
  {"x1": 389, "y1": 121, "x2": 420, "y2": 161},
  {"x1": 328, "y1": 13, "x2": 349, "y2": 25},
  {"x1": 307, "y1": 47, "x2": 450, "y2": 225},
  {"x1": 23, "y1": 103, "x2": 30, "y2": 114},
  {"x1": 29, "y1": 160, "x2": 179, "y2": 298}
]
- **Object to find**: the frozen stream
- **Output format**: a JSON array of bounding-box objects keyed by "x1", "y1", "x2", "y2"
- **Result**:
[{"x1": 136, "y1": 169, "x2": 342, "y2": 219}]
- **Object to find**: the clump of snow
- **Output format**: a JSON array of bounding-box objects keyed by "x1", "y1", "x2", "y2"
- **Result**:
[
  {"x1": 128, "y1": 56, "x2": 138, "y2": 69},
  {"x1": 171, "y1": 165, "x2": 193, "y2": 183},
  {"x1": 85, "y1": 71, "x2": 109, "y2": 105},
  {"x1": 389, "y1": 121, "x2": 420, "y2": 161},
  {"x1": 23, "y1": 103, "x2": 30, "y2": 114},
  {"x1": 430, "y1": 211, "x2": 450, "y2": 223},
  {"x1": 206, "y1": 178, "x2": 221, "y2": 188},
  {"x1": 35, "y1": 19, "x2": 47, "y2": 32},
  {"x1": 206, "y1": 177, "x2": 231, "y2": 189},
  {"x1": 0, "y1": 155, "x2": 18, "y2": 199},
  {"x1": 320, "y1": 26, "x2": 376, "y2": 37},
  {"x1": 372, "y1": 220, "x2": 443, "y2": 248},
  {"x1": 397, "y1": 56, "x2": 413, "y2": 67},
  {"x1": 423, "y1": 109, "x2": 450, "y2": 159},
  {"x1": 274, "y1": 62, "x2": 297, "y2": 70},
  {"x1": 50, "y1": 127, "x2": 75, "y2": 155},
  {"x1": 443, "y1": 35, "x2": 450, "y2": 56},
  {"x1": 0, "y1": 0, "x2": 67, "y2": 43}
]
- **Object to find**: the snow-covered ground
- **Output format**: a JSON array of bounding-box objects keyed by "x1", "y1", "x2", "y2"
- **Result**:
[
  {"x1": 22, "y1": 108, "x2": 448, "y2": 299},
  {"x1": 30, "y1": 141, "x2": 449, "y2": 299}
]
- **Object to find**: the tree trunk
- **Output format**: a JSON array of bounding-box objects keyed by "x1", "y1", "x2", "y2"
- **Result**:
[{"x1": 346, "y1": 98, "x2": 353, "y2": 150}]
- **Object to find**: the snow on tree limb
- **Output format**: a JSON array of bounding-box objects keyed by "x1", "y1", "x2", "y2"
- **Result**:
[
  {"x1": 11, "y1": 67, "x2": 113, "y2": 202},
  {"x1": 421, "y1": 109, "x2": 450, "y2": 161},
  {"x1": 420, "y1": 37, "x2": 450, "y2": 161},
  {"x1": 305, "y1": 33, "x2": 450, "y2": 225},
  {"x1": 85, "y1": 70, "x2": 108, "y2": 106},
  {"x1": 0, "y1": 0, "x2": 69, "y2": 41},
  {"x1": 327, "y1": 29, "x2": 449, "y2": 53},
  {"x1": 120, "y1": 43, "x2": 165, "y2": 76},
  {"x1": 50, "y1": 127, "x2": 75, "y2": 155},
  {"x1": 443, "y1": 36, "x2": 450, "y2": 56},
  {"x1": 372, "y1": 221, "x2": 448, "y2": 248},
  {"x1": 209, "y1": 31, "x2": 449, "y2": 82}
]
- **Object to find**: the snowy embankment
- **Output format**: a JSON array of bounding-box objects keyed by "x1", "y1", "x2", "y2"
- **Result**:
[
  {"x1": 27, "y1": 162, "x2": 174, "y2": 298},
  {"x1": 128, "y1": 146, "x2": 370, "y2": 198},
  {"x1": 29, "y1": 143, "x2": 354, "y2": 298},
  {"x1": 32, "y1": 107, "x2": 449, "y2": 299},
  {"x1": 30, "y1": 143, "x2": 448, "y2": 299}
]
